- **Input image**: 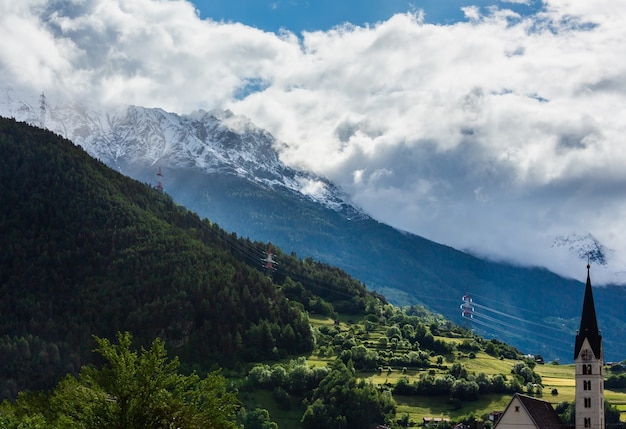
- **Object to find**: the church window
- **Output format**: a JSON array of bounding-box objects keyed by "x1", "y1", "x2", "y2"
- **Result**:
[
  {"x1": 584, "y1": 418, "x2": 591, "y2": 427},
  {"x1": 583, "y1": 364, "x2": 592, "y2": 375},
  {"x1": 515, "y1": 406, "x2": 519, "y2": 412},
  {"x1": 584, "y1": 397, "x2": 591, "y2": 408},
  {"x1": 584, "y1": 380, "x2": 591, "y2": 390}
]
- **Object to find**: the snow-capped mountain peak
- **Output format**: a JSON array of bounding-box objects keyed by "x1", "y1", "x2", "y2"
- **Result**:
[
  {"x1": 0, "y1": 88, "x2": 361, "y2": 217},
  {"x1": 552, "y1": 233, "x2": 609, "y2": 266}
]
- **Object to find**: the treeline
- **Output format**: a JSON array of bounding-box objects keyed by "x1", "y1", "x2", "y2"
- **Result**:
[
  {"x1": 393, "y1": 360, "x2": 542, "y2": 403},
  {"x1": 0, "y1": 335, "x2": 70, "y2": 399},
  {"x1": 0, "y1": 118, "x2": 382, "y2": 399},
  {"x1": 605, "y1": 373, "x2": 626, "y2": 389},
  {"x1": 245, "y1": 358, "x2": 396, "y2": 429}
]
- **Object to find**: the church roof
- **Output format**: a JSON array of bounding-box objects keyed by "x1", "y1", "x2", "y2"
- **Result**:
[
  {"x1": 574, "y1": 266, "x2": 602, "y2": 359},
  {"x1": 518, "y1": 394, "x2": 563, "y2": 429}
]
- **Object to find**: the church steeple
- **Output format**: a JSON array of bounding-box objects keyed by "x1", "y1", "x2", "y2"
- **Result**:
[
  {"x1": 574, "y1": 264, "x2": 602, "y2": 360},
  {"x1": 574, "y1": 264, "x2": 604, "y2": 429}
]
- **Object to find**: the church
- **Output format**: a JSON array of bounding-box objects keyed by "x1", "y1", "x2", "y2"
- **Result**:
[{"x1": 494, "y1": 264, "x2": 604, "y2": 429}]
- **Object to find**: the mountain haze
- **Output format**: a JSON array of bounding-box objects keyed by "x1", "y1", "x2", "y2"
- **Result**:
[{"x1": 3, "y1": 96, "x2": 626, "y2": 363}]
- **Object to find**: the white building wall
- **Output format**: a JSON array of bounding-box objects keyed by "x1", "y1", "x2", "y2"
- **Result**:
[{"x1": 495, "y1": 397, "x2": 537, "y2": 429}]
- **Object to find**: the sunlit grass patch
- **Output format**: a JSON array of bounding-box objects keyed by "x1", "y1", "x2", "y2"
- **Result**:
[{"x1": 460, "y1": 352, "x2": 517, "y2": 375}]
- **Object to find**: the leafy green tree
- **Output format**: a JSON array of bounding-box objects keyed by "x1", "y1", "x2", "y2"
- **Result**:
[
  {"x1": 386, "y1": 325, "x2": 402, "y2": 340},
  {"x1": 511, "y1": 361, "x2": 541, "y2": 385},
  {"x1": 605, "y1": 373, "x2": 626, "y2": 388},
  {"x1": 44, "y1": 332, "x2": 238, "y2": 428},
  {"x1": 0, "y1": 412, "x2": 47, "y2": 429},
  {"x1": 491, "y1": 374, "x2": 508, "y2": 393},
  {"x1": 248, "y1": 365, "x2": 272, "y2": 388},
  {"x1": 555, "y1": 401, "x2": 575, "y2": 425},
  {"x1": 237, "y1": 407, "x2": 278, "y2": 429},
  {"x1": 450, "y1": 379, "x2": 480, "y2": 401},
  {"x1": 605, "y1": 400, "x2": 622, "y2": 426},
  {"x1": 449, "y1": 363, "x2": 468, "y2": 379},
  {"x1": 301, "y1": 360, "x2": 396, "y2": 429},
  {"x1": 270, "y1": 365, "x2": 288, "y2": 388}
]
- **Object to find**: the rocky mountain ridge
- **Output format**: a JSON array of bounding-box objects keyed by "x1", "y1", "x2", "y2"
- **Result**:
[{"x1": 1, "y1": 89, "x2": 362, "y2": 219}]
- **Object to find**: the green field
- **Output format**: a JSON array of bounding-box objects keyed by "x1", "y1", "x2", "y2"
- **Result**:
[{"x1": 394, "y1": 394, "x2": 513, "y2": 425}]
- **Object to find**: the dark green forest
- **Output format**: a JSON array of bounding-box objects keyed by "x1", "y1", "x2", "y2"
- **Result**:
[{"x1": 0, "y1": 117, "x2": 381, "y2": 400}]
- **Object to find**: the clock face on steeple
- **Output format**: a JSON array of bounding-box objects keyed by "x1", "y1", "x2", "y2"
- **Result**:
[{"x1": 581, "y1": 349, "x2": 592, "y2": 361}]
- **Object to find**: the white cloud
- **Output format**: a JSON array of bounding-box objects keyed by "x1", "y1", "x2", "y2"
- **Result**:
[
  {"x1": 2, "y1": 0, "x2": 626, "y2": 283},
  {"x1": 1, "y1": 0, "x2": 301, "y2": 109}
]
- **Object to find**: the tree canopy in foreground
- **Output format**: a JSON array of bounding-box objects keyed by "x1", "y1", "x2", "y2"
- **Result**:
[{"x1": 0, "y1": 332, "x2": 238, "y2": 429}]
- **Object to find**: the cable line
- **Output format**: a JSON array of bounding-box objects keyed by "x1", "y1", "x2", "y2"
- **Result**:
[
  {"x1": 471, "y1": 301, "x2": 564, "y2": 333},
  {"x1": 472, "y1": 310, "x2": 571, "y2": 347}
]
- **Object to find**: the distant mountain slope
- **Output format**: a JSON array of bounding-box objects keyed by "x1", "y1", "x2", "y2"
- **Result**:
[
  {"x1": 188, "y1": 173, "x2": 626, "y2": 362},
  {"x1": 3, "y1": 96, "x2": 626, "y2": 363},
  {"x1": 0, "y1": 117, "x2": 384, "y2": 399}
]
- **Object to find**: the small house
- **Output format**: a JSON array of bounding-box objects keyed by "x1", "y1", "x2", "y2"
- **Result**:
[{"x1": 494, "y1": 393, "x2": 562, "y2": 429}]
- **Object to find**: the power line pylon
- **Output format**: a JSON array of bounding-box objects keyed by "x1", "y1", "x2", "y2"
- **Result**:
[
  {"x1": 261, "y1": 244, "x2": 278, "y2": 280},
  {"x1": 39, "y1": 92, "x2": 46, "y2": 128},
  {"x1": 156, "y1": 167, "x2": 164, "y2": 192}
]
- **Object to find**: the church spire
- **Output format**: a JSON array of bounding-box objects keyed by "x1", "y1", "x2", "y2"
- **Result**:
[
  {"x1": 574, "y1": 264, "x2": 602, "y2": 360},
  {"x1": 574, "y1": 264, "x2": 604, "y2": 429}
]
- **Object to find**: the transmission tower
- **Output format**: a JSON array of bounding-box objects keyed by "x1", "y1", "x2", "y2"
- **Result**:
[
  {"x1": 261, "y1": 245, "x2": 278, "y2": 280},
  {"x1": 156, "y1": 167, "x2": 164, "y2": 192},
  {"x1": 39, "y1": 92, "x2": 46, "y2": 128},
  {"x1": 460, "y1": 292, "x2": 474, "y2": 319}
]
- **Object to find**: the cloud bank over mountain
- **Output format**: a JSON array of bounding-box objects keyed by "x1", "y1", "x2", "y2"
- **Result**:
[{"x1": 2, "y1": 0, "x2": 626, "y2": 283}]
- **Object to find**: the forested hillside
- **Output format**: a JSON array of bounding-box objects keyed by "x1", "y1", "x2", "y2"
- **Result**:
[
  {"x1": 6, "y1": 118, "x2": 625, "y2": 429},
  {"x1": 0, "y1": 117, "x2": 380, "y2": 399}
]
